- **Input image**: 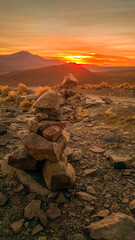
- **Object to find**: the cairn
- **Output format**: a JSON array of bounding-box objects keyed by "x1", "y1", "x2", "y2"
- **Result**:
[{"x1": 8, "y1": 90, "x2": 75, "y2": 191}]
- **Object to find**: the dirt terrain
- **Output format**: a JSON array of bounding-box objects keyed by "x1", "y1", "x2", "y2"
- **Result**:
[{"x1": 0, "y1": 87, "x2": 135, "y2": 240}]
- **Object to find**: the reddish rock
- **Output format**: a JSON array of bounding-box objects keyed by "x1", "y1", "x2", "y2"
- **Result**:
[
  {"x1": 29, "y1": 120, "x2": 39, "y2": 133},
  {"x1": 42, "y1": 125, "x2": 62, "y2": 141},
  {"x1": 43, "y1": 157, "x2": 75, "y2": 190},
  {"x1": 62, "y1": 73, "x2": 78, "y2": 88},
  {"x1": 85, "y1": 212, "x2": 135, "y2": 240},
  {"x1": 36, "y1": 112, "x2": 49, "y2": 122},
  {"x1": 21, "y1": 132, "x2": 66, "y2": 161},
  {"x1": 33, "y1": 90, "x2": 61, "y2": 110},
  {"x1": 39, "y1": 121, "x2": 66, "y2": 132},
  {"x1": 8, "y1": 146, "x2": 37, "y2": 170}
]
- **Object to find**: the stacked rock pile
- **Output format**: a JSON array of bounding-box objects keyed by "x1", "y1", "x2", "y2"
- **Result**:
[{"x1": 8, "y1": 90, "x2": 75, "y2": 190}]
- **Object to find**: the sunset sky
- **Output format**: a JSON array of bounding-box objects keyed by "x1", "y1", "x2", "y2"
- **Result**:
[{"x1": 0, "y1": 0, "x2": 135, "y2": 65}]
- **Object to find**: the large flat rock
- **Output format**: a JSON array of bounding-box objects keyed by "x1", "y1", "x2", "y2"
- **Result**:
[
  {"x1": 86, "y1": 212, "x2": 135, "y2": 240},
  {"x1": 33, "y1": 90, "x2": 61, "y2": 110},
  {"x1": 21, "y1": 132, "x2": 66, "y2": 161},
  {"x1": 8, "y1": 145, "x2": 37, "y2": 170}
]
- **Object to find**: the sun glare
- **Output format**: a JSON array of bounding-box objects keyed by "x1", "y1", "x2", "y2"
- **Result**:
[{"x1": 64, "y1": 55, "x2": 91, "y2": 64}]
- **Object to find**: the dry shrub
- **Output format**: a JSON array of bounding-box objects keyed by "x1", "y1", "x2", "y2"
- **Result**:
[
  {"x1": 105, "y1": 109, "x2": 117, "y2": 119},
  {"x1": 1, "y1": 85, "x2": 11, "y2": 95},
  {"x1": 19, "y1": 99, "x2": 32, "y2": 109},
  {"x1": 3, "y1": 91, "x2": 17, "y2": 102},
  {"x1": 36, "y1": 86, "x2": 51, "y2": 96},
  {"x1": 96, "y1": 82, "x2": 111, "y2": 89},
  {"x1": 76, "y1": 107, "x2": 89, "y2": 118},
  {"x1": 17, "y1": 83, "x2": 27, "y2": 95},
  {"x1": 0, "y1": 85, "x2": 4, "y2": 93},
  {"x1": 118, "y1": 82, "x2": 132, "y2": 89}
]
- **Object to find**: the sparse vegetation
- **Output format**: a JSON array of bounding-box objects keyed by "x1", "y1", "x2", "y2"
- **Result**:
[
  {"x1": 1, "y1": 85, "x2": 11, "y2": 95},
  {"x1": 18, "y1": 99, "x2": 32, "y2": 109},
  {"x1": 104, "y1": 109, "x2": 117, "y2": 119},
  {"x1": 17, "y1": 83, "x2": 27, "y2": 95},
  {"x1": 96, "y1": 81, "x2": 111, "y2": 89},
  {"x1": 36, "y1": 86, "x2": 51, "y2": 96},
  {"x1": 118, "y1": 82, "x2": 133, "y2": 89},
  {"x1": 3, "y1": 91, "x2": 17, "y2": 102}
]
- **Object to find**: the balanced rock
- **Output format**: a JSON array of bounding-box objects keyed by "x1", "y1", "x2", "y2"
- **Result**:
[
  {"x1": 33, "y1": 90, "x2": 61, "y2": 111},
  {"x1": 42, "y1": 125, "x2": 62, "y2": 141},
  {"x1": 21, "y1": 132, "x2": 66, "y2": 161},
  {"x1": 43, "y1": 156, "x2": 75, "y2": 190},
  {"x1": 39, "y1": 121, "x2": 66, "y2": 132},
  {"x1": 85, "y1": 212, "x2": 135, "y2": 240},
  {"x1": 8, "y1": 145, "x2": 37, "y2": 170},
  {"x1": 62, "y1": 73, "x2": 78, "y2": 88}
]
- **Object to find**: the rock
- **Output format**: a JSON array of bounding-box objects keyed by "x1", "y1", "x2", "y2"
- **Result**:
[
  {"x1": 33, "y1": 90, "x2": 61, "y2": 111},
  {"x1": 0, "y1": 123, "x2": 7, "y2": 135},
  {"x1": 72, "y1": 150, "x2": 82, "y2": 161},
  {"x1": 103, "y1": 130, "x2": 120, "y2": 142},
  {"x1": 62, "y1": 130, "x2": 70, "y2": 142},
  {"x1": 21, "y1": 132, "x2": 66, "y2": 161},
  {"x1": 129, "y1": 199, "x2": 135, "y2": 213},
  {"x1": 85, "y1": 96, "x2": 105, "y2": 107},
  {"x1": 11, "y1": 219, "x2": 24, "y2": 233},
  {"x1": 31, "y1": 224, "x2": 43, "y2": 236},
  {"x1": 42, "y1": 126, "x2": 62, "y2": 141},
  {"x1": 82, "y1": 205, "x2": 95, "y2": 215},
  {"x1": 36, "y1": 112, "x2": 49, "y2": 122},
  {"x1": 62, "y1": 73, "x2": 78, "y2": 88},
  {"x1": 39, "y1": 121, "x2": 66, "y2": 132},
  {"x1": 76, "y1": 192, "x2": 96, "y2": 202},
  {"x1": 37, "y1": 210, "x2": 48, "y2": 227},
  {"x1": 109, "y1": 155, "x2": 133, "y2": 169},
  {"x1": 72, "y1": 233, "x2": 88, "y2": 240},
  {"x1": 43, "y1": 158, "x2": 75, "y2": 190},
  {"x1": 91, "y1": 209, "x2": 110, "y2": 221},
  {"x1": 90, "y1": 146, "x2": 105, "y2": 153},
  {"x1": 85, "y1": 212, "x2": 135, "y2": 240},
  {"x1": 24, "y1": 200, "x2": 41, "y2": 219},
  {"x1": 47, "y1": 203, "x2": 61, "y2": 220},
  {"x1": 101, "y1": 97, "x2": 112, "y2": 104},
  {"x1": 86, "y1": 186, "x2": 97, "y2": 195},
  {"x1": 8, "y1": 145, "x2": 37, "y2": 170},
  {"x1": 0, "y1": 192, "x2": 8, "y2": 206},
  {"x1": 55, "y1": 192, "x2": 67, "y2": 203},
  {"x1": 29, "y1": 120, "x2": 39, "y2": 133},
  {"x1": 16, "y1": 169, "x2": 49, "y2": 197},
  {"x1": 26, "y1": 94, "x2": 38, "y2": 101},
  {"x1": 84, "y1": 168, "x2": 102, "y2": 176}
]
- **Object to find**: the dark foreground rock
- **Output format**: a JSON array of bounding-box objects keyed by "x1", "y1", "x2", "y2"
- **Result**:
[{"x1": 85, "y1": 212, "x2": 135, "y2": 240}]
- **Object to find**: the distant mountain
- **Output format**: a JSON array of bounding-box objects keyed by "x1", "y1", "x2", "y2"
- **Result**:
[
  {"x1": 0, "y1": 63, "x2": 100, "y2": 87},
  {"x1": 83, "y1": 64, "x2": 135, "y2": 72},
  {"x1": 0, "y1": 51, "x2": 62, "y2": 74}
]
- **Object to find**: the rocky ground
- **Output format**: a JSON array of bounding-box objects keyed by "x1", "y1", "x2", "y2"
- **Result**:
[{"x1": 0, "y1": 86, "x2": 135, "y2": 240}]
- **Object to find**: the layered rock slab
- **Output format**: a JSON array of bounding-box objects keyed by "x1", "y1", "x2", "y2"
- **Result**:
[
  {"x1": 21, "y1": 132, "x2": 66, "y2": 161},
  {"x1": 43, "y1": 157, "x2": 75, "y2": 190}
]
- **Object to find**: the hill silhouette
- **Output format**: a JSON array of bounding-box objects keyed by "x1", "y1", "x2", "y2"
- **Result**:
[
  {"x1": 0, "y1": 51, "x2": 62, "y2": 74},
  {"x1": 0, "y1": 63, "x2": 100, "y2": 87}
]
